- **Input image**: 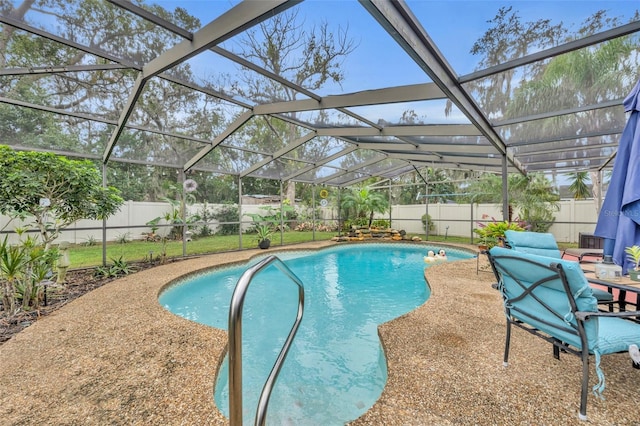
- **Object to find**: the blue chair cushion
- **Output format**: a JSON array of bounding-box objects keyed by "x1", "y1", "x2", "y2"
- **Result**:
[
  {"x1": 596, "y1": 317, "x2": 640, "y2": 355},
  {"x1": 505, "y1": 230, "x2": 563, "y2": 258},
  {"x1": 591, "y1": 287, "x2": 614, "y2": 302},
  {"x1": 503, "y1": 231, "x2": 612, "y2": 302}
]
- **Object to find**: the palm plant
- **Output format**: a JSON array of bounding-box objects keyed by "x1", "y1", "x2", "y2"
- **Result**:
[
  {"x1": 625, "y1": 245, "x2": 640, "y2": 271},
  {"x1": 514, "y1": 173, "x2": 560, "y2": 232},
  {"x1": 255, "y1": 225, "x2": 273, "y2": 243},
  {"x1": 464, "y1": 172, "x2": 560, "y2": 232},
  {"x1": 340, "y1": 186, "x2": 389, "y2": 228},
  {"x1": 565, "y1": 171, "x2": 591, "y2": 200},
  {"x1": 0, "y1": 234, "x2": 55, "y2": 315},
  {"x1": 0, "y1": 236, "x2": 27, "y2": 314}
]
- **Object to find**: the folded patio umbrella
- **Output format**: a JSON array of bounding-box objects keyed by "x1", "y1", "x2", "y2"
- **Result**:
[{"x1": 594, "y1": 79, "x2": 640, "y2": 274}]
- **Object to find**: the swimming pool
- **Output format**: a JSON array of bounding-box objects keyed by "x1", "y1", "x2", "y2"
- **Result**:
[{"x1": 159, "y1": 243, "x2": 473, "y2": 425}]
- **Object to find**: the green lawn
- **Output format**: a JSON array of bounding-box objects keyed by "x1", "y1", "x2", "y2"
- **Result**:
[
  {"x1": 67, "y1": 231, "x2": 479, "y2": 269},
  {"x1": 69, "y1": 231, "x2": 337, "y2": 268}
]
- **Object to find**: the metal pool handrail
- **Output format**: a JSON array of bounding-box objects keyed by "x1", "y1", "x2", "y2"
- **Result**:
[{"x1": 228, "y1": 255, "x2": 305, "y2": 426}]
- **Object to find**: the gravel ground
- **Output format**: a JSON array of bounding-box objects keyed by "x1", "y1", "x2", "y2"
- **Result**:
[{"x1": 1, "y1": 241, "x2": 639, "y2": 425}]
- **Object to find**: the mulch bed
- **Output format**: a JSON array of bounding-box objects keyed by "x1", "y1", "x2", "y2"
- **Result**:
[{"x1": 0, "y1": 260, "x2": 167, "y2": 344}]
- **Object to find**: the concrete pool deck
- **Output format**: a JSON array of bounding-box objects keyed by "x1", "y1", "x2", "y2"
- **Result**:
[{"x1": 1, "y1": 241, "x2": 639, "y2": 425}]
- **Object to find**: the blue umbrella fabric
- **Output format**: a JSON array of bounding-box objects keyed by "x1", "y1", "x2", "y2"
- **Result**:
[{"x1": 594, "y1": 79, "x2": 640, "y2": 274}]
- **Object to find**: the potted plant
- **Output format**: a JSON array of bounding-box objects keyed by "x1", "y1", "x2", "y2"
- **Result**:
[
  {"x1": 625, "y1": 245, "x2": 640, "y2": 281},
  {"x1": 255, "y1": 224, "x2": 273, "y2": 249},
  {"x1": 476, "y1": 235, "x2": 498, "y2": 252},
  {"x1": 474, "y1": 219, "x2": 524, "y2": 250}
]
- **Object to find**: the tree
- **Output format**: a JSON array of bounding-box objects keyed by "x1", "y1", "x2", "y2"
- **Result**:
[
  {"x1": 469, "y1": 6, "x2": 566, "y2": 118},
  {"x1": 463, "y1": 172, "x2": 559, "y2": 232},
  {"x1": 458, "y1": 173, "x2": 502, "y2": 205},
  {"x1": 471, "y1": 7, "x2": 638, "y2": 124},
  {"x1": 340, "y1": 186, "x2": 389, "y2": 228},
  {"x1": 416, "y1": 167, "x2": 458, "y2": 203},
  {"x1": 233, "y1": 9, "x2": 356, "y2": 203},
  {"x1": 513, "y1": 173, "x2": 560, "y2": 232},
  {"x1": 565, "y1": 171, "x2": 591, "y2": 200},
  {"x1": 0, "y1": 145, "x2": 124, "y2": 248},
  {"x1": 505, "y1": 19, "x2": 635, "y2": 215}
]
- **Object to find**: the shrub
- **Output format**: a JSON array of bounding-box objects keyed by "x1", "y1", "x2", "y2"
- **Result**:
[
  {"x1": 294, "y1": 221, "x2": 338, "y2": 232},
  {"x1": 115, "y1": 232, "x2": 131, "y2": 244},
  {"x1": 93, "y1": 256, "x2": 134, "y2": 278},
  {"x1": 197, "y1": 203, "x2": 215, "y2": 237},
  {"x1": 474, "y1": 219, "x2": 525, "y2": 247},
  {"x1": 421, "y1": 214, "x2": 435, "y2": 232},
  {"x1": 213, "y1": 204, "x2": 240, "y2": 236},
  {"x1": 83, "y1": 235, "x2": 98, "y2": 246},
  {"x1": 524, "y1": 211, "x2": 555, "y2": 233},
  {"x1": 370, "y1": 219, "x2": 390, "y2": 229},
  {"x1": 342, "y1": 217, "x2": 369, "y2": 231},
  {"x1": 0, "y1": 234, "x2": 58, "y2": 315},
  {"x1": 0, "y1": 145, "x2": 123, "y2": 249}
]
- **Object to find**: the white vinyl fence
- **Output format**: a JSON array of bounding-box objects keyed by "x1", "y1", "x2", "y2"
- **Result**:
[
  {"x1": 0, "y1": 199, "x2": 601, "y2": 245},
  {"x1": 389, "y1": 199, "x2": 600, "y2": 243}
]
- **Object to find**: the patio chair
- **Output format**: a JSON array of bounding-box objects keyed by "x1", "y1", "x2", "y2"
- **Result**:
[
  {"x1": 487, "y1": 246, "x2": 640, "y2": 420},
  {"x1": 503, "y1": 231, "x2": 614, "y2": 305},
  {"x1": 563, "y1": 233, "x2": 604, "y2": 263},
  {"x1": 562, "y1": 247, "x2": 604, "y2": 263}
]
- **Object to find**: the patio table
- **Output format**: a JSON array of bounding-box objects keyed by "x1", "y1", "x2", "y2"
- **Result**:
[{"x1": 582, "y1": 264, "x2": 640, "y2": 315}]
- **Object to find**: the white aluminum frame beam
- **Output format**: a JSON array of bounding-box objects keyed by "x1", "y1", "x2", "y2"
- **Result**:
[
  {"x1": 316, "y1": 124, "x2": 480, "y2": 137},
  {"x1": 373, "y1": 162, "x2": 414, "y2": 178},
  {"x1": 315, "y1": 155, "x2": 389, "y2": 184},
  {"x1": 5, "y1": 0, "x2": 635, "y2": 181},
  {"x1": 523, "y1": 154, "x2": 611, "y2": 167},
  {"x1": 102, "y1": 74, "x2": 147, "y2": 162},
  {"x1": 515, "y1": 142, "x2": 618, "y2": 157},
  {"x1": 253, "y1": 82, "x2": 446, "y2": 115},
  {"x1": 410, "y1": 160, "x2": 510, "y2": 172},
  {"x1": 354, "y1": 142, "x2": 495, "y2": 155},
  {"x1": 143, "y1": 1, "x2": 293, "y2": 78},
  {"x1": 507, "y1": 129, "x2": 622, "y2": 147},
  {"x1": 0, "y1": 97, "x2": 281, "y2": 160},
  {"x1": 109, "y1": 0, "x2": 380, "y2": 131},
  {"x1": 0, "y1": 15, "x2": 135, "y2": 68},
  {"x1": 384, "y1": 152, "x2": 503, "y2": 166},
  {"x1": 0, "y1": 15, "x2": 252, "y2": 111},
  {"x1": 492, "y1": 99, "x2": 623, "y2": 127},
  {"x1": 524, "y1": 159, "x2": 611, "y2": 173},
  {"x1": 0, "y1": 64, "x2": 128, "y2": 76},
  {"x1": 339, "y1": 173, "x2": 381, "y2": 187},
  {"x1": 316, "y1": 170, "x2": 352, "y2": 185}
]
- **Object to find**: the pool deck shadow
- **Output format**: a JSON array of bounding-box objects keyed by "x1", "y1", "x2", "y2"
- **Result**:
[{"x1": 1, "y1": 241, "x2": 639, "y2": 425}]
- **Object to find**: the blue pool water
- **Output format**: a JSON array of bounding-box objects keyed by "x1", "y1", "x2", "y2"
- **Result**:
[{"x1": 159, "y1": 243, "x2": 472, "y2": 425}]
